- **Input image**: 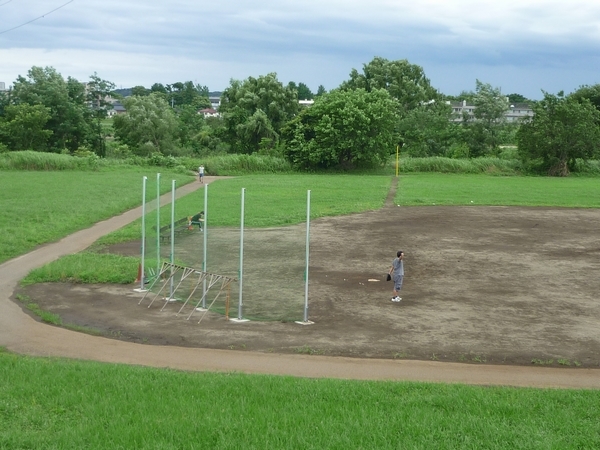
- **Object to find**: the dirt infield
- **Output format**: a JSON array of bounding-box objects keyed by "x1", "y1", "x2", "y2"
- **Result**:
[{"x1": 13, "y1": 178, "x2": 600, "y2": 372}]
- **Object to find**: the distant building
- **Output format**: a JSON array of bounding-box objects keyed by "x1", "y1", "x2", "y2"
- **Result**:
[
  {"x1": 505, "y1": 103, "x2": 535, "y2": 122},
  {"x1": 107, "y1": 101, "x2": 126, "y2": 117},
  {"x1": 449, "y1": 99, "x2": 533, "y2": 122},
  {"x1": 0, "y1": 82, "x2": 6, "y2": 91},
  {"x1": 299, "y1": 99, "x2": 314, "y2": 107},
  {"x1": 198, "y1": 108, "x2": 220, "y2": 118},
  {"x1": 209, "y1": 96, "x2": 221, "y2": 110}
]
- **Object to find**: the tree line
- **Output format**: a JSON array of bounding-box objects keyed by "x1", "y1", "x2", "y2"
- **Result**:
[{"x1": 1, "y1": 58, "x2": 599, "y2": 175}]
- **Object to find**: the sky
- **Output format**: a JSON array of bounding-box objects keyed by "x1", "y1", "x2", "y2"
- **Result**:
[{"x1": 1, "y1": 0, "x2": 599, "y2": 100}]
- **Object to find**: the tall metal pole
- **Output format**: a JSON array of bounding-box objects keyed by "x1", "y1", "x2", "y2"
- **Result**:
[
  {"x1": 202, "y1": 183, "x2": 208, "y2": 309},
  {"x1": 238, "y1": 188, "x2": 245, "y2": 320},
  {"x1": 156, "y1": 173, "x2": 161, "y2": 277},
  {"x1": 396, "y1": 145, "x2": 399, "y2": 177},
  {"x1": 169, "y1": 179, "x2": 176, "y2": 299},
  {"x1": 304, "y1": 190, "x2": 311, "y2": 322},
  {"x1": 139, "y1": 176, "x2": 147, "y2": 291}
]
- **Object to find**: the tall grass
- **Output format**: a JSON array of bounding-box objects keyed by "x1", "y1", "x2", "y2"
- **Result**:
[
  {"x1": 0, "y1": 150, "x2": 101, "y2": 171},
  {"x1": 399, "y1": 156, "x2": 523, "y2": 174},
  {"x1": 1, "y1": 351, "x2": 598, "y2": 449},
  {"x1": 180, "y1": 153, "x2": 295, "y2": 175}
]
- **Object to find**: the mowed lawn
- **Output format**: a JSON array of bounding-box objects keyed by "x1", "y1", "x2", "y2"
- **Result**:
[
  {"x1": 2, "y1": 171, "x2": 600, "y2": 449},
  {"x1": 1, "y1": 350, "x2": 599, "y2": 449},
  {"x1": 0, "y1": 169, "x2": 194, "y2": 264}
]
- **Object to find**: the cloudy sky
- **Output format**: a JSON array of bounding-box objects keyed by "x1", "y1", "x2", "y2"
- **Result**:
[{"x1": 1, "y1": 0, "x2": 599, "y2": 99}]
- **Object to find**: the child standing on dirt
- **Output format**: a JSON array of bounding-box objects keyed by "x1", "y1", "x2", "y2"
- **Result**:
[{"x1": 389, "y1": 250, "x2": 404, "y2": 302}]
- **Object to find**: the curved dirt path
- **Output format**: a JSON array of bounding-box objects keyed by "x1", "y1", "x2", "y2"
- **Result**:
[{"x1": 2, "y1": 176, "x2": 599, "y2": 389}]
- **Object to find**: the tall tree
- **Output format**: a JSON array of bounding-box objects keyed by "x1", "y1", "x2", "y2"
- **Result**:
[
  {"x1": 131, "y1": 85, "x2": 150, "y2": 96},
  {"x1": 569, "y1": 84, "x2": 600, "y2": 112},
  {"x1": 466, "y1": 80, "x2": 509, "y2": 156},
  {"x1": 341, "y1": 57, "x2": 440, "y2": 114},
  {"x1": 10, "y1": 66, "x2": 89, "y2": 153},
  {"x1": 113, "y1": 93, "x2": 178, "y2": 154},
  {"x1": 0, "y1": 104, "x2": 52, "y2": 151},
  {"x1": 219, "y1": 73, "x2": 298, "y2": 153},
  {"x1": 517, "y1": 91, "x2": 600, "y2": 176},
  {"x1": 86, "y1": 73, "x2": 115, "y2": 157},
  {"x1": 283, "y1": 88, "x2": 398, "y2": 169}
]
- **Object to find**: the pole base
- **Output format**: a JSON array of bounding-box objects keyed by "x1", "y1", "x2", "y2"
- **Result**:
[
  {"x1": 230, "y1": 318, "x2": 250, "y2": 323},
  {"x1": 295, "y1": 320, "x2": 315, "y2": 326}
]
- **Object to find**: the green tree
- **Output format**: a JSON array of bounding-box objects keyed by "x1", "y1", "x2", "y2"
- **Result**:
[
  {"x1": 113, "y1": 93, "x2": 179, "y2": 154},
  {"x1": 398, "y1": 101, "x2": 455, "y2": 157},
  {"x1": 283, "y1": 88, "x2": 398, "y2": 169},
  {"x1": 341, "y1": 57, "x2": 440, "y2": 114},
  {"x1": 131, "y1": 85, "x2": 150, "y2": 96},
  {"x1": 297, "y1": 82, "x2": 314, "y2": 100},
  {"x1": 464, "y1": 80, "x2": 509, "y2": 157},
  {"x1": 0, "y1": 103, "x2": 52, "y2": 150},
  {"x1": 10, "y1": 66, "x2": 89, "y2": 153},
  {"x1": 315, "y1": 85, "x2": 327, "y2": 97},
  {"x1": 569, "y1": 84, "x2": 600, "y2": 112},
  {"x1": 177, "y1": 104, "x2": 206, "y2": 150},
  {"x1": 167, "y1": 81, "x2": 210, "y2": 108},
  {"x1": 219, "y1": 73, "x2": 298, "y2": 153},
  {"x1": 517, "y1": 91, "x2": 600, "y2": 176},
  {"x1": 507, "y1": 93, "x2": 530, "y2": 104},
  {"x1": 86, "y1": 73, "x2": 116, "y2": 157}
]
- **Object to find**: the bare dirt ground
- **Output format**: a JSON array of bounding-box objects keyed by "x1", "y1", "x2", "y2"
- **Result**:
[{"x1": 3, "y1": 176, "x2": 600, "y2": 388}]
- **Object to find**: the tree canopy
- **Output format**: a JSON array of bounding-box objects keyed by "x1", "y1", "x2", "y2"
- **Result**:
[
  {"x1": 113, "y1": 93, "x2": 178, "y2": 154},
  {"x1": 219, "y1": 73, "x2": 298, "y2": 153},
  {"x1": 283, "y1": 88, "x2": 399, "y2": 169},
  {"x1": 517, "y1": 91, "x2": 600, "y2": 176},
  {"x1": 341, "y1": 57, "x2": 440, "y2": 113}
]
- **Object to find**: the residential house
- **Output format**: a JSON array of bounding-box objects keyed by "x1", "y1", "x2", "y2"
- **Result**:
[
  {"x1": 107, "y1": 101, "x2": 126, "y2": 117},
  {"x1": 449, "y1": 99, "x2": 534, "y2": 122},
  {"x1": 198, "y1": 108, "x2": 220, "y2": 118}
]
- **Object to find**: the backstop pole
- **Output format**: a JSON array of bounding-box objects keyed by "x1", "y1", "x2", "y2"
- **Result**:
[
  {"x1": 169, "y1": 179, "x2": 176, "y2": 299},
  {"x1": 202, "y1": 183, "x2": 208, "y2": 309},
  {"x1": 138, "y1": 176, "x2": 147, "y2": 291},
  {"x1": 156, "y1": 172, "x2": 161, "y2": 278},
  {"x1": 237, "y1": 187, "x2": 245, "y2": 320},
  {"x1": 303, "y1": 190, "x2": 311, "y2": 322}
]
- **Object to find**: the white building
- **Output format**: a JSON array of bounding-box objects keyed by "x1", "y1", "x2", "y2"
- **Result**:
[{"x1": 0, "y1": 82, "x2": 6, "y2": 91}]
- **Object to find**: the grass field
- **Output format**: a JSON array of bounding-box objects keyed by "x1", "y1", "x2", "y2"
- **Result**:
[
  {"x1": 0, "y1": 168, "x2": 193, "y2": 264},
  {"x1": 397, "y1": 173, "x2": 600, "y2": 207},
  {"x1": 3, "y1": 170, "x2": 600, "y2": 448},
  {"x1": 1, "y1": 349, "x2": 599, "y2": 449}
]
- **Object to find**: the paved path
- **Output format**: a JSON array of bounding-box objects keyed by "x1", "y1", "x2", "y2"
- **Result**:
[{"x1": 1, "y1": 177, "x2": 599, "y2": 389}]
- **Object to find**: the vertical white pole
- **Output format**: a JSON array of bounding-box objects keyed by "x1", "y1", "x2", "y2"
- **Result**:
[
  {"x1": 304, "y1": 190, "x2": 311, "y2": 322},
  {"x1": 238, "y1": 187, "x2": 245, "y2": 320},
  {"x1": 202, "y1": 183, "x2": 208, "y2": 309},
  {"x1": 156, "y1": 173, "x2": 161, "y2": 277},
  {"x1": 169, "y1": 179, "x2": 176, "y2": 299},
  {"x1": 139, "y1": 176, "x2": 147, "y2": 291}
]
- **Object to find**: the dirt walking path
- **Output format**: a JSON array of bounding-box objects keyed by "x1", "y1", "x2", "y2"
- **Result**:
[{"x1": 2, "y1": 177, "x2": 599, "y2": 389}]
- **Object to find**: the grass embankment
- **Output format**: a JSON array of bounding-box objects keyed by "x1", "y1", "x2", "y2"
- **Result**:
[{"x1": 1, "y1": 350, "x2": 599, "y2": 449}]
